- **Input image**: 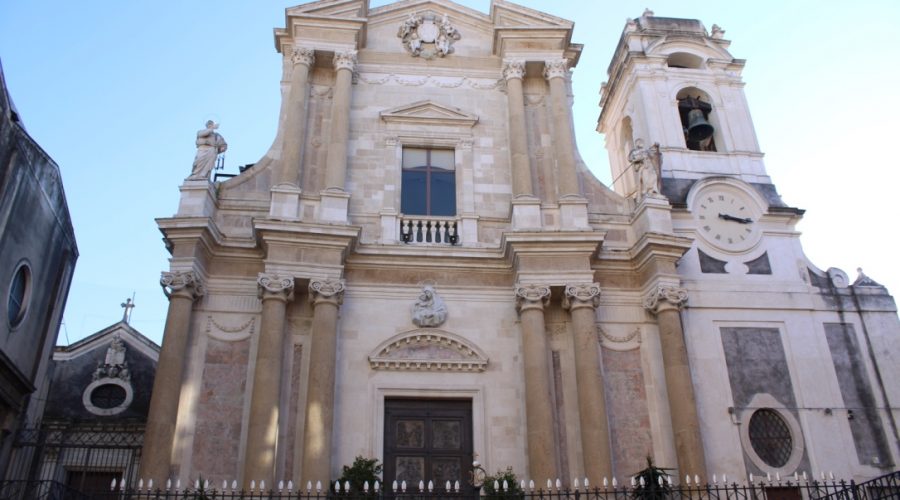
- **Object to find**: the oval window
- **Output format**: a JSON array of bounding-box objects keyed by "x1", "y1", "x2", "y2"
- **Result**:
[
  {"x1": 90, "y1": 383, "x2": 128, "y2": 409},
  {"x1": 7, "y1": 264, "x2": 31, "y2": 327},
  {"x1": 748, "y1": 408, "x2": 793, "y2": 468}
]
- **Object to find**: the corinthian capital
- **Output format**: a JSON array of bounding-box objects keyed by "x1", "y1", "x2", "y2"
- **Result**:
[
  {"x1": 257, "y1": 273, "x2": 295, "y2": 302},
  {"x1": 291, "y1": 46, "x2": 316, "y2": 67},
  {"x1": 160, "y1": 271, "x2": 205, "y2": 300},
  {"x1": 309, "y1": 278, "x2": 346, "y2": 307},
  {"x1": 563, "y1": 283, "x2": 601, "y2": 311},
  {"x1": 643, "y1": 284, "x2": 688, "y2": 314},
  {"x1": 514, "y1": 284, "x2": 551, "y2": 314},
  {"x1": 333, "y1": 50, "x2": 357, "y2": 72},
  {"x1": 502, "y1": 59, "x2": 525, "y2": 81},
  {"x1": 543, "y1": 58, "x2": 569, "y2": 81}
]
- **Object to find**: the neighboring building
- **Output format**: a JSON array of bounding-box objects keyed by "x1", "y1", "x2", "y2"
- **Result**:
[
  {"x1": 0, "y1": 60, "x2": 78, "y2": 478},
  {"x1": 141, "y1": 0, "x2": 900, "y2": 490},
  {"x1": 4, "y1": 317, "x2": 158, "y2": 495}
]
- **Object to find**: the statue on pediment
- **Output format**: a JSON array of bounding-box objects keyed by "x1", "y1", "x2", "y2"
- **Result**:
[
  {"x1": 630, "y1": 138, "x2": 662, "y2": 198},
  {"x1": 188, "y1": 120, "x2": 228, "y2": 181}
]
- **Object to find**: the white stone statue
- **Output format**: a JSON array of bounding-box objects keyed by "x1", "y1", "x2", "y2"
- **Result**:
[
  {"x1": 412, "y1": 285, "x2": 448, "y2": 327},
  {"x1": 188, "y1": 120, "x2": 228, "y2": 181},
  {"x1": 629, "y1": 138, "x2": 662, "y2": 197},
  {"x1": 105, "y1": 335, "x2": 126, "y2": 366}
]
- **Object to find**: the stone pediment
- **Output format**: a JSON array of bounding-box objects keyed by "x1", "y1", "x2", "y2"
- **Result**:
[
  {"x1": 285, "y1": 0, "x2": 367, "y2": 19},
  {"x1": 380, "y1": 100, "x2": 478, "y2": 128},
  {"x1": 491, "y1": 0, "x2": 574, "y2": 29},
  {"x1": 368, "y1": 329, "x2": 488, "y2": 372},
  {"x1": 490, "y1": 1, "x2": 578, "y2": 58}
]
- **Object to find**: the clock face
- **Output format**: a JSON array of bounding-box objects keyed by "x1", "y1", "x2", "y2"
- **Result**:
[{"x1": 692, "y1": 188, "x2": 761, "y2": 252}]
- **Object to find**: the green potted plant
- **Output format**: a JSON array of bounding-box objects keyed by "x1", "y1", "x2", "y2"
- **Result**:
[{"x1": 334, "y1": 456, "x2": 383, "y2": 494}]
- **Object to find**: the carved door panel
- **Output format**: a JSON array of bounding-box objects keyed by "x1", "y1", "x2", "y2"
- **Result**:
[{"x1": 384, "y1": 399, "x2": 473, "y2": 492}]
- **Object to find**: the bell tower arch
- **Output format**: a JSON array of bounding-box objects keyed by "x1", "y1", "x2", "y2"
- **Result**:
[{"x1": 597, "y1": 11, "x2": 774, "y2": 200}]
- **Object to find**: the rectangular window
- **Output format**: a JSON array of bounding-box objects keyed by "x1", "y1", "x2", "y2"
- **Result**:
[{"x1": 401, "y1": 147, "x2": 456, "y2": 216}]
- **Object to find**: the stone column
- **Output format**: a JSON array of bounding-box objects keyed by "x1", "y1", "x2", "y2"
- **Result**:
[
  {"x1": 301, "y1": 278, "x2": 345, "y2": 483},
  {"x1": 503, "y1": 59, "x2": 533, "y2": 197},
  {"x1": 543, "y1": 58, "x2": 580, "y2": 197},
  {"x1": 514, "y1": 284, "x2": 557, "y2": 482},
  {"x1": 323, "y1": 51, "x2": 357, "y2": 191},
  {"x1": 563, "y1": 283, "x2": 612, "y2": 482},
  {"x1": 243, "y1": 274, "x2": 295, "y2": 487},
  {"x1": 140, "y1": 271, "x2": 204, "y2": 484},
  {"x1": 643, "y1": 285, "x2": 707, "y2": 481},
  {"x1": 277, "y1": 46, "x2": 316, "y2": 186}
]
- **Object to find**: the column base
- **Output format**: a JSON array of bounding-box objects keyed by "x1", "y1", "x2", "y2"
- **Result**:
[
  {"x1": 269, "y1": 183, "x2": 302, "y2": 220},
  {"x1": 319, "y1": 189, "x2": 350, "y2": 223},
  {"x1": 559, "y1": 195, "x2": 589, "y2": 230},
  {"x1": 177, "y1": 180, "x2": 217, "y2": 217},
  {"x1": 512, "y1": 196, "x2": 542, "y2": 231}
]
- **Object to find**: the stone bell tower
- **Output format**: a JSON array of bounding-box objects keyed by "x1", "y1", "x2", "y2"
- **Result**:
[{"x1": 597, "y1": 10, "x2": 775, "y2": 202}]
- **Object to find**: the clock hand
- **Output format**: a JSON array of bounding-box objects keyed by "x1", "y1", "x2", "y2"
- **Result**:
[{"x1": 718, "y1": 213, "x2": 753, "y2": 224}]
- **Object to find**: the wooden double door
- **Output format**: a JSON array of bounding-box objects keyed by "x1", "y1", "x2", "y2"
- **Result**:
[{"x1": 384, "y1": 399, "x2": 473, "y2": 490}]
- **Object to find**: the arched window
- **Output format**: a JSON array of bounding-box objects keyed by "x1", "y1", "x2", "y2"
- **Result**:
[
  {"x1": 676, "y1": 88, "x2": 716, "y2": 152},
  {"x1": 667, "y1": 52, "x2": 704, "y2": 69}
]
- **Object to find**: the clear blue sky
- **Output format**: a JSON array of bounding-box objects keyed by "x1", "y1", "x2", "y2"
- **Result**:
[{"x1": 2, "y1": 1, "x2": 898, "y2": 345}]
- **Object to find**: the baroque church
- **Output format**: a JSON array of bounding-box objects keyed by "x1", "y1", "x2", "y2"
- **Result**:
[{"x1": 140, "y1": 0, "x2": 900, "y2": 490}]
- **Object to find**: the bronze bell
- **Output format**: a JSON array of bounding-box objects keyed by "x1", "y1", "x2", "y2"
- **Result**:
[{"x1": 686, "y1": 108, "x2": 714, "y2": 142}]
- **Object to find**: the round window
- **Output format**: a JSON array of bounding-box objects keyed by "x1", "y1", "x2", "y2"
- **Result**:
[
  {"x1": 90, "y1": 384, "x2": 127, "y2": 409},
  {"x1": 748, "y1": 408, "x2": 793, "y2": 468},
  {"x1": 7, "y1": 264, "x2": 31, "y2": 327}
]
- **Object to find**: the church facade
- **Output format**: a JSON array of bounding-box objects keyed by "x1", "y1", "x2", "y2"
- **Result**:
[{"x1": 141, "y1": 0, "x2": 900, "y2": 489}]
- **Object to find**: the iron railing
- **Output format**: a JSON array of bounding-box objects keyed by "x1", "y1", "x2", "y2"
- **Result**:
[{"x1": 1, "y1": 471, "x2": 896, "y2": 500}]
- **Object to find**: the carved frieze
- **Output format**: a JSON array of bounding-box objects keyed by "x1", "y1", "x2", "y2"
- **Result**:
[
  {"x1": 369, "y1": 329, "x2": 488, "y2": 372},
  {"x1": 206, "y1": 315, "x2": 256, "y2": 342}
]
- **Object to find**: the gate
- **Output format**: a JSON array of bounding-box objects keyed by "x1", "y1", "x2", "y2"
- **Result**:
[{"x1": 0, "y1": 423, "x2": 144, "y2": 499}]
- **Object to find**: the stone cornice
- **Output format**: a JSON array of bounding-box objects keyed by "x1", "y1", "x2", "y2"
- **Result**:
[
  {"x1": 627, "y1": 232, "x2": 693, "y2": 273},
  {"x1": 368, "y1": 329, "x2": 488, "y2": 372}
]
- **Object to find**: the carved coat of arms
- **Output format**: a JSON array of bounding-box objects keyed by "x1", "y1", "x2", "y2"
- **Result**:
[{"x1": 397, "y1": 13, "x2": 461, "y2": 59}]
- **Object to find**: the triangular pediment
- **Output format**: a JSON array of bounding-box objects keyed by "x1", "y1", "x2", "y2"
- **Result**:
[
  {"x1": 381, "y1": 100, "x2": 478, "y2": 127},
  {"x1": 54, "y1": 321, "x2": 159, "y2": 362},
  {"x1": 369, "y1": 0, "x2": 491, "y2": 29},
  {"x1": 369, "y1": 329, "x2": 488, "y2": 372},
  {"x1": 285, "y1": 0, "x2": 367, "y2": 19},
  {"x1": 490, "y1": 0, "x2": 573, "y2": 29}
]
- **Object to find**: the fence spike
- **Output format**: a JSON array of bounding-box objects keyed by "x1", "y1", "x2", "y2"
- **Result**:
[
  {"x1": 392, "y1": 480, "x2": 398, "y2": 492},
  {"x1": 503, "y1": 480, "x2": 509, "y2": 491},
  {"x1": 749, "y1": 473, "x2": 754, "y2": 483},
  {"x1": 685, "y1": 475, "x2": 691, "y2": 485},
  {"x1": 694, "y1": 475, "x2": 700, "y2": 485},
  {"x1": 793, "y1": 472, "x2": 798, "y2": 482},
  {"x1": 176, "y1": 479, "x2": 181, "y2": 490},
  {"x1": 640, "y1": 477, "x2": 645, "y2": 487},
  {"x1": 375, "y1": 480, "x2": 380, "y2": 492},
  {"x1": 603, "y1": 477, "x2": 608, "y2": 488},
  {"x1": 658, "y1": 476, "x2": 663, "y2": 486},
  {"x1": 289, "y1": 480, "x2": 294, "y2": 492},
  {"x1": 667, "y1": 475, "x2": 672, "y2": 486},
  {"x1": 148, "y1": 479, "x2": 153, "y2": 491},
  {"x1": 402, "y1": 480, "x2": 407, "y2": 492},
  {"x1": 802, "y1": 472, "x2": 808, "y2": 482},
  {"x1": 233, "y1": 480, "x2": 239, "y2": 490},
  {"x1": 520, "y1": 480, "x2": 526, "y2": 490},
  {"x1": 547, "y1": 479, "x2": 552, "y2": 490},
  {"x1": 820, "y1": 472, "x2": 825, "y2": 481},
  {"x1": 712, "y1": 474, "x2": 717, "y2": 485},
  {"x1": 251, "y1": 480, "x2": 256, "y2": 491},
  {"x1": 612, "y1": 477, "x2": 618, "y2": 488},
  {"x1": 205, "y1": 480, "x2": 209, "y2": 490},
  {"x1": 316, "y1": 480, "x2": 322, "y2": 493},
  {"x1": 585, "y1": 478, "x2": 589, "y2": 489},
  {"x1": 364, "y1": 481, "x2": 370, "y2": 492},
  {"x1": 334, "y1": 480, "x2": 341, "y2": 493},
  {"x1": 111, "y1": 478, "x2": 117, "y2": 491},
  {"x1": 195, "y1": 479, "x2": 200, "y2": 489},
  {"x1": 766, "y1": 473, "x2": 771, "y2": 482},
  {"x1": 632, "y1": 477, "x2": 637, "y2": 487},
  {"x1": 345, "y1": 480, "x2": 351, "y2": 492},
  {"x1": 139, "y1": 479, "x2": 144, "y2": 489},
  {"x1": 454, "y1": 480, "x2": 460, "y2": 492},
  {"x1": 223, "y1": 480, "x2": 228, "y2": 491},
  {"x1": 494, "y1": 480, "x2": 500, "y2": 491},
  {"x1": 261, "y1": 480, "x2": 266, "y2": 491},
  {"x1": 829, "y1": 472, "x2": 834, "y2": 480},
  {"x1": 556, "y1": 478, "x2": 562, "y2": 490},
  {"x1": 723, "y1": 474, "x2": 727, "y2": 485},
  {"x1": 529, "y1": 480, "x2": 535, "y2": 492},
  {"x1": 428, "y1": 480, "x2": 434, "y2": 492},
  {"x1": 167, "y1": 479, "x2": 172, "y2": 490},
  {"x1": 121, "y1": 478, "x2": 127, "y2": 490},
  {"x1": 574, "y1": 478, "x2": 580, "y2": 489},
  {"x1": 446, "y1": 480, "x2": 452, "y2": 491},
  {"x1": 279, "y1": 480, "x2": 284, "y2": 492},
  {"x1": 418, "y1": 480, "x2": 425, "y2": 492}
]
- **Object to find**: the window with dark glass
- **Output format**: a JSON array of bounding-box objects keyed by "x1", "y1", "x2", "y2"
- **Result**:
[
  {"x1": 401, "y1": 147, "x2": 456, "y2": 216},
  {"x1": 7, "y1": 264, "x2": 30, "y2": 327},
  {"x1": 748, "y1": 408, "x2": 793, "y2": 468}
]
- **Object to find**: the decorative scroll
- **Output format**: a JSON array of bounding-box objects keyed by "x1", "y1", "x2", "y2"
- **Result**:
[
  {"x1": 291, "y1": 46, "x2": 315, "y2": 67},
  {"x1": 543, "y1": 58, "x2": 569, "y2": 80},
  {"x1": 257, "y1": 273, "x2": 295, "y2": 302},
  {"x1": 368, "y1": 329, "x2": 488, "y2": 372},
  {"x1": 643, "y1": 284, "x2": 688, "y2": 314},
  {"x1": 563, "y1": 283, "x2": 601, "y2": 310},
  {"x1": 502, "y1": 59, "x2": 525, "y2": 81},
  {"x1": 333, "y1": 50, "x2": 357, "y2": 72},
  {"x1": 160, "y1": 271, "x2": 204, "y2": 300},
  {"x1": 514, "y1": 284, "x2": 551, "y2": 313},
  {"x1": 309, "y1": 278, "x2": 345, "y2": 306}
]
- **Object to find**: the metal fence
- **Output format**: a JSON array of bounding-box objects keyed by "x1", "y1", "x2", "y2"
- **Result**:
[{"x1": 1, "y1": 470, "x2": 896, "y2": 500}]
